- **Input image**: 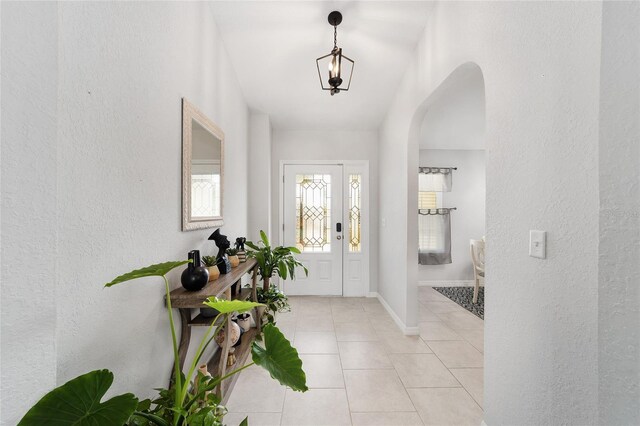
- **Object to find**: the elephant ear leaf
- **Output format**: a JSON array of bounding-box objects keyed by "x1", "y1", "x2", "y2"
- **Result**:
[
  {"x1": 251, "y1": 324, "x2": 308, "y2": 392},
  {"x1": 18, "y1": 369, "x2": 138, "y2": 426},
  {"x1": 104, "y1": 260, "x2": 190, "y2": 287},
  {"x1": 203, "y1": 297, "x2": 264, "y2": 314}
]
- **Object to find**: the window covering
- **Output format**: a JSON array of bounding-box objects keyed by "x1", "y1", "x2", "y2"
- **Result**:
[
  {"x1": 418, "y1": 208, "x2": 452, "y2": 265},
  {"x1": 418, "y1": 167, "x2": 454, "y2": 192}
]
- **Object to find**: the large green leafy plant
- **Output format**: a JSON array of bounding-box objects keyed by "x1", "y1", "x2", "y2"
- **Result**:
[
  {"x1": 19, "y1": 260, "x2": 307, "y2": 426},
  {"x1": 255, "y1": 285, "x2": 290, "y2": 325},
  {"x1": 19, "y1": 369, "x2": 138, "y2": 426},
  {"x1": 245, "y1": 231, "x2": 308, "y2": 292}
]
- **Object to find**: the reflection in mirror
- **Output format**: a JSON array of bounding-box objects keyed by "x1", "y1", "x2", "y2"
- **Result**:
[
  {"x1": 191, "y1": 120, "x2": 221, "y2": 218},
  {"x1": 182, "y1": 99, "x2": 224, "y2": 231}
]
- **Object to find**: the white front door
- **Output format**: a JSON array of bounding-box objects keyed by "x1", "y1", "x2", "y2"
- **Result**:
[
  {"x1": 282, "y1": 163, "x2": 369, "y2": 296},
  {"x1": 283, "y1": 165, "x2": 343, "y2": 295}
]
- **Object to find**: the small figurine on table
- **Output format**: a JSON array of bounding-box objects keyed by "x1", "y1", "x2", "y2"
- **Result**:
[
  {"x1": 235, "y1": 237, "x2": 247, "y2": 263},
  {"x1": 208, "y1": 229, "x2": 231, "y2": 274}
]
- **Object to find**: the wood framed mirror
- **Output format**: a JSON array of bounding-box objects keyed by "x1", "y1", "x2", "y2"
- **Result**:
[{"x1": 182, "y1": 98, "x2": 224, "y2": 231}]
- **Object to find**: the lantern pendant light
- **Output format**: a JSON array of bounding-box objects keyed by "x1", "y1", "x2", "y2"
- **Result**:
[{"x1": 316, "y1": 11, "x2": 354, "y2": 96}]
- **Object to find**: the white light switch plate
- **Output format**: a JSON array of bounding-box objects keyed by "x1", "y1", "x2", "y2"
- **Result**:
[{"x1": 529, "y1": 230, "x2": 546, "y2": 259}]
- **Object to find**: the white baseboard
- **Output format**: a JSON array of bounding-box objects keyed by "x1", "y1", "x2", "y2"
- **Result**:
[
  {"x1": 481, "y1": 421, "x2": 488, "y2": 426},
  {"x1": 367, "y1": 292, "x2": 378, "y2": 298},
  {"x1": 418, "y1": 280, "x2": 474, "y2": 287},
  {"x1": 373, "y1": 293, "x2": 419, "y2": 335},
  {"x1": 403, "y1": 326, "x2": 420, "y2": 335}
]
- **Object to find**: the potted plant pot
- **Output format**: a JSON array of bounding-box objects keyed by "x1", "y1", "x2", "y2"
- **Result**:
[
  {"x1": 200, "y1": 307, "x2": 219, "y2": 318},
  {"x1": 236, "y1": 312, "x2": 252, "y2": 331},
  {"x1": 202, "y1": 256, "x2": 220, "y2": 281},
  {"x1": 215, "y1": 320, "x2": 242, "y2": 348},
  {"x1": 226, "y1": 249, "x2": 240, "y2": 268},
  {"x1": 207, "y1": 265, "x2": 220, "y2": 281}
]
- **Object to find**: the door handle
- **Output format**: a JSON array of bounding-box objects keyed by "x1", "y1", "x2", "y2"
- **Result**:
[{"x1": 336, "y1": 223, "x2": 342, "y2": 233}]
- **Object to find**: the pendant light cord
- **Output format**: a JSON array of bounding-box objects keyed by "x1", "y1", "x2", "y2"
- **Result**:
[{"x1": 333, "y1": 25, "x2": 338, "y2": 50}]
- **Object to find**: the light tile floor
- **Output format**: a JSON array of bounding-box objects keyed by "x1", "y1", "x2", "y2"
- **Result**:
[{"x1": 226, "y1": 287, "x2": 484, "y2": 426}]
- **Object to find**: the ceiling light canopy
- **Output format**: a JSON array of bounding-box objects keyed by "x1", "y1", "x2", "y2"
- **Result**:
[{"x1": 316, "y1": 11, "x2": 354, "y2": 96}]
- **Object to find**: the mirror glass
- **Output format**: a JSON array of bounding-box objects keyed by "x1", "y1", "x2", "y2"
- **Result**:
[
  {"x1": 182, "y1": 99, "x2": 224, "y2": 231},
  {"x1": 191, "y1": 120, "x2": 221, "y2": 218}
]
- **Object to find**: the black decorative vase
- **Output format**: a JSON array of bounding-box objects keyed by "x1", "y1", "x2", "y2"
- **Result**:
[{"x1": 181, "y1": 250, "x2": 209, "y2": 291}]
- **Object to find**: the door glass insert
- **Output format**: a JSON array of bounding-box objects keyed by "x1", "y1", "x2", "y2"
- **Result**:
[
  {"x1": 348, "y1": 174, "x2": 362, "y2": 252},
  {"x1": 296, "y1": 174, "x2": 332, "y2": 252}
]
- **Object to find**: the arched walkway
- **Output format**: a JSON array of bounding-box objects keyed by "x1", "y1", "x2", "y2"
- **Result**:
[{"x1": 406, "y1": 62, "x2": 486, "y2": 330}]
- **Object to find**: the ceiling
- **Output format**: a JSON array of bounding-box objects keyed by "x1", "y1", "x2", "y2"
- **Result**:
[
  {"x1": 209, "y1": 1, "x2": 434, "y2": 130},
  {"x1": 419, "y1": 69, "x2": 486, "y2": 150}
]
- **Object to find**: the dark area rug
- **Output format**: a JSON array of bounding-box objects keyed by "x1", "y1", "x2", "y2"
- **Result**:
[{"x1": 433, "y1": 286, "x2": 484, "y2": 320}]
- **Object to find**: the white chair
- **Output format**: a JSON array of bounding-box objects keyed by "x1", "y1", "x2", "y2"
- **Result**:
[{"x1": 470, "y1": 239, "x2": 485, "y2": 303}]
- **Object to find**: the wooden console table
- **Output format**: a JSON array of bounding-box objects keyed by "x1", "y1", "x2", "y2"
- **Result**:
[{"x1": 166, "y1": 258, "x2": 260, "y2": 403}]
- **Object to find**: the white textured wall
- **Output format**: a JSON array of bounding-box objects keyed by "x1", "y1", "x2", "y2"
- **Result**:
[
  {"x1": 271, "y1": 129, "x2": 379, "y2": 293},
  {"x1": 597, "y1": 1, "x2": 640, "y2": 424},
  {"x1": 418, "y1": 150, "x2": 485, "y2": 282},
  {"x1": 379, "y1": 2, "x2": 602, "y2": 423},
  {"x1": 419, "y1": 71, "x2": 485, "y2": 151},
  {"x1": 2, "y1": 2, "x2": 249, "y2": 423},
  {"x1": 378, "y1": 109, "x2": 411, "y2": 324},
  {"x1": 248, "y1": 112, "x2": 272, "y2": 242},
  {"x1": 1, "y1": 3, "x2": 59, "y2": 424}
]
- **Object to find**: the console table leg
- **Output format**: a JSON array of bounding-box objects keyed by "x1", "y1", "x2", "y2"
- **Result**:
[{"x1": 216, "y1": 314, "x2": 232, "y2": 400}]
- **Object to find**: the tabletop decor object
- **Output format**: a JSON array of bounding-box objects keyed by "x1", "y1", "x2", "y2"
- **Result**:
[
  {"x1": 235, "y1": 237, "x2": 247, "y2": 263},
  {"x1": 227, "y1": 248, "x2": 240, "y2": 268},
  {"x1": 202, "y1": 255, "x2": 220, "y2": 281},
  {"x1": 209, "y1": 229, "x2": 231, "y2": 274},
  {"x1": 180, "y1": 250, "x2": 209, "y2": 291}
]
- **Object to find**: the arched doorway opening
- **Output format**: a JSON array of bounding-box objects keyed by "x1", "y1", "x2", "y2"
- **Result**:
[{"x1": 406, "y1": 62, "x2": 487, "y2": 411}]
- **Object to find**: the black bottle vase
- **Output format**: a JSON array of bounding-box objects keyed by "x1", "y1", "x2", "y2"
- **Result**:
[{"x1": 181, "y1": 250, "x2": 209, "y2": 291}]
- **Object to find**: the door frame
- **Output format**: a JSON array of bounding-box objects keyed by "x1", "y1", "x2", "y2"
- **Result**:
[{"x1": 278, "y1": 160, "x2": 370, "y2": 297}]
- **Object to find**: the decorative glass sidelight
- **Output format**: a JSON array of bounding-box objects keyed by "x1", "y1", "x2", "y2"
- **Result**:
[
  {"x1": 348, "y1": 174, "x2": 362, "y2": 252},
  {"x1": 296, "y1": 174, "x2": 332, "y2": 252}
]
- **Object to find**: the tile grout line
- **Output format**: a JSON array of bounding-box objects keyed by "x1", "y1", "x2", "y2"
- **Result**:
[
  {"x1": 449, "y1": 368, "x2": 485, "y2": 409},
  {"x1": 419, "y1": 292, "x2": 485, "y2": 411},
  {"x1": 278, "y1": 306, "x2": 299, "y2": 425},
  {"x1": 366, "y1": 313, "x2": 420, "y2": 417},
  {"x1": 258, "y1": 294, "x2": 483, "y2": 424},
  {"x1": 415, "y1": 291, "x2": 483, "y2": 423},
  {"x1": 417, "y1": 304, "x2": 471, "y2": 391},
  {"x1": 335, "y1": 300, "x2": 354, "y2": 426}
]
